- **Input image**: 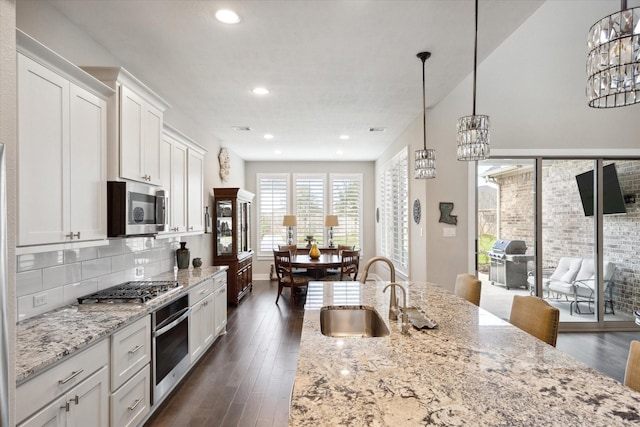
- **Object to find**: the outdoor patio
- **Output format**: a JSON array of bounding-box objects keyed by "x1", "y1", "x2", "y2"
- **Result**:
[{"x1": 478, "y1": 272, "x2": 635, "y2": 324}]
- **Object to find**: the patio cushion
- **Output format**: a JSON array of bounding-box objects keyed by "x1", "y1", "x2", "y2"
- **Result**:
[{"x1": 549, "y1": 257, "x2": 582, "y2": 283}]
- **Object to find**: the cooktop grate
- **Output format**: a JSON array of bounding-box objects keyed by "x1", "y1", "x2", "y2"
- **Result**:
[{"x1": 77, "y1": 280, "x2": 180, "y2": 304}]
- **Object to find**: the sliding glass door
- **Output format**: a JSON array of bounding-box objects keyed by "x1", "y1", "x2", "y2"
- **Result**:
[{"x1": 478, "y1": 157, "x2": 638, "y2": 330}]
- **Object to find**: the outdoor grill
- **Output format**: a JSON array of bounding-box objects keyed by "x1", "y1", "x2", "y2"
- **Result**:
[{"x1": 488, "y1": 239, "x2": 534, "y2": 290}]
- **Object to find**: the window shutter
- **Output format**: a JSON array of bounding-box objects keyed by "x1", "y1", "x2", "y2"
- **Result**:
[
  {"x1": 330, "y1": 174, "x2": 362, "y2": 248},
  {"x1": 294, "y1": 175, "x2": 325, "y2": 246},
  {"x1": 380, "y1": 149, "x2": 408, "y2": 271},
  {"x1": 257, "y1": 174, "x2": 289, "y2": 257}
]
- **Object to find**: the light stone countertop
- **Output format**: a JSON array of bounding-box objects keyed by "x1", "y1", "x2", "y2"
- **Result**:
[
  {"x1": 15, "y1": 265, "x2": 227, "y2": 384},
  {"x1": 290, "y1": 281, "x2": 640, "y2": 426}
]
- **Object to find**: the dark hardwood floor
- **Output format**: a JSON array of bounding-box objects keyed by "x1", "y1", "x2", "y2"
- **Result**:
[{"x1": 145, "y1": 279, "x2": 638, "y2": 427}]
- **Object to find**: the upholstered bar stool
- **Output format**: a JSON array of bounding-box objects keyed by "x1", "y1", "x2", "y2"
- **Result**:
[
  {"x1": 625, "y1": 340, "x2": 640, "y2": 392},
  {"x1": 454, "y1": 273, "x2": 482, "y2": 306},
  {"x1": 509, "y1": 295, "x2": 560, "y2": 347}
]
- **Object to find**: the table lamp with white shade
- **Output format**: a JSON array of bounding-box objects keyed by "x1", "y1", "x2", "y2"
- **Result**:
[
  {"x1": 325, "y1": 215, "x2": 339, "y2": 248},
  {"x1": 283, "y1": 215, "x2": 297, "y2": 245}
]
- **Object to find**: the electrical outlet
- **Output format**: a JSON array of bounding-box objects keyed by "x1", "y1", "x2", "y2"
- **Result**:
[{"x1": 33, "y1": 293, "x2": 47, "y2": 307}]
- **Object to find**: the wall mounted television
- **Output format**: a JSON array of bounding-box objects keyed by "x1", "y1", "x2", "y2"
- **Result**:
[{"x1": 575, "y1": 163, "x2": 626, "y2": 217}]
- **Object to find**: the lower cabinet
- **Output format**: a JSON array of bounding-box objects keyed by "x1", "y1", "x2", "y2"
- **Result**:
[
  {"x1": 16, "y1": 339, "x2": 110, "y2": 426},
  {"x1": 110, "y1": 364, "x2": 151, "y2": 427},
  {"x1": 189, "y1": 272, "x2": 228, "y2": 364}
]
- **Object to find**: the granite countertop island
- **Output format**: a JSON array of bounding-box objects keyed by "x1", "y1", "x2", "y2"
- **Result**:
[
  {"x1": 290, "y1": 281, "x2": 640, "y2": 426},
  {"x1": 16, "y1": 266, "x2": 227, "y2": 384}
]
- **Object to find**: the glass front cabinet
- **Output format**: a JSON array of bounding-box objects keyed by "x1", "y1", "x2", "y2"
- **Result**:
[{"x1": 213, "y1": 187, "x2": 254, "y2": 305}]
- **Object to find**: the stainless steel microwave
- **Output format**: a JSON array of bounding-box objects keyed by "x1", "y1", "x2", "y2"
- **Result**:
[{"x1": 107, "y1": 181, "x2": 167, "y2": 236}]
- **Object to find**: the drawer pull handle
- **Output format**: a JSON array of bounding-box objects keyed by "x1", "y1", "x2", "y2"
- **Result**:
[
  {"x1": 128, "y1": 397, "x2": 143, "y2": 411},
  {"x1": 61, "y1": 401, "x2": 70, "y2": 412},
  {"x1": 59, "y1": 369, "x2": 84, "y2": 385},
  {"x1": 128, "y1": 344, "x2": 144, "y2": 354}
]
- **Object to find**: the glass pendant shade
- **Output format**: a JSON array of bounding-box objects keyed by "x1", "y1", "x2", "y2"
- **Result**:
[
  {"x1": 457, "y1": 0, "x2": 489, "y2": 161},
  {"x1": 414, "y1": 51, "x2": 436, "y2": 179},
  {"x1": 415, "y1": 149, "x2": 436, "y2": 179},
  {"x1": 456, "y1": 115, "x2": 490, "y2": 160},
  {"x1": 587, "y1": 2, "x2": 640, "y2": 108}
]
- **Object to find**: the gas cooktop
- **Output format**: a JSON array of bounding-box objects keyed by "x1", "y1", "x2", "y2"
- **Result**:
[{"x1": 77, "y1": 280, "x2": 181, "y2": 304}]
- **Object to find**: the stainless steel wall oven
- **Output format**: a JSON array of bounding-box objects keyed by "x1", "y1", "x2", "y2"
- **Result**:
[{"x1": 152, "y1": 294, "x2": 191, "y2": 405}]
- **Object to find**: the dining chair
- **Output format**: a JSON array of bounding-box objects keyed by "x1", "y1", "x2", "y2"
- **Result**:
[
  {"x1": 624, "y1": 340, "x2": 640, "y2": 392},
  {"x1": 273, "y1": 250, "x2": 310, "y2": 304},
  {"x1": 454, "y1": 273, "x2": 482, "y2": 306},
  {"x1": 322, "y1": 250, "x2": 360, "y2": 281},
  {"x1": 509, "y1": 295, "x2": 560, "y2": 347},
  {"x1": 278, "y1": 244, "x2": 298, "y2": 255}
]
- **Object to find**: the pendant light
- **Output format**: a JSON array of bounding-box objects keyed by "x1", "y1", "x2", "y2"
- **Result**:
[
  {"x1": 457, "y1": 0, "x2": 490, "y2": 161},
  {"x1": 587, "y1": 0, "x2": 640, "y2": 108},
  {"x1": 414, "y1": 51, "x2": 436, "y2": 179}
]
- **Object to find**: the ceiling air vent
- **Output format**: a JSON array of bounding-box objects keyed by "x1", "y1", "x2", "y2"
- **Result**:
[
  {"x1": 368, "y1": 127, "x2": 387, "y2": 133},
  {"x1": 232, "y1": 126, "x2": 252, "y2": 132}
]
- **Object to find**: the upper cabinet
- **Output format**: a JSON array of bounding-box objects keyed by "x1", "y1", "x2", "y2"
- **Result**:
[
  {"x1": 160, "y1": 125, "x2": 207, "y2": 235},
  {"x1": 16, "y1": 31, "x2": 113, "y2": 246},
  {"x1": 81, "y1": 66, "x2": 171, "y2": 185}
]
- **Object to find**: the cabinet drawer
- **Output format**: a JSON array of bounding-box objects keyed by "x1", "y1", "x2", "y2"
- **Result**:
[
  {"x1": 189, "y1": 278, "x2": 214, "y2": 306},
  {"x1": 110, "y1": 364, "x2": 150, "y2": 427},
  {"x1": 16, "y1": 339, "x2": 109, "y2": 423},
  {"x1": 111, "y1": 315, "x2": 151, "y2": 391},
  {"x1": 213, "y1": 273, "x2": 227, "y2": 291}
]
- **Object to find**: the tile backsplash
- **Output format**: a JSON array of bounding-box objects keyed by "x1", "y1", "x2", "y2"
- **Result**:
[{"x1": 16, "y1": 237, "x2": 181, "y2": 322}]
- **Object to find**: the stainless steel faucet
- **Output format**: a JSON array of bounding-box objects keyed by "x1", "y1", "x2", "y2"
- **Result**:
[
  {"x1": 383, "y1": 283, "x2": 410, "y2": 335},
  {"x1": 359, "y1": 256, "x2": 398, "y2": 320}
]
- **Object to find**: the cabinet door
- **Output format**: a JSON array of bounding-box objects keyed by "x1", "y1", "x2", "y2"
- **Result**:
[
  {"x1": 172, "y1": 141, "x2": 188, "y2": 232},
  {"x1": 69, "y1": 84, "x2": 107, "y2": 241},
  {"x1": 69, "y1": 366, "x2": 109, "y2": 427},
  {"x1": 214, "y1": 282, "x2": 227, "y2": 336},
  {"x1": 159, "y1": 133, "x2": 173, "y2": 229},
  {"x1": 187, "y1": 149, "x2": 204, "y2": 232},
  {"x1": 17, "y1": 53, "x2": 70, "y2": 245},
  {"x1": 189, "y1": 298, "x2": 205, "y2": 363},
  {"x1": 202, "y1": 293, "x2": 215, "y2": 349},
  {"x1": 143, "y1": 103, "x2": 163, "y2": 185},
  {"x1": 119, "y1": 85, "x2": 144, "y2": 183},
  {"x1": 17, "y1": 395, "x2": 66, "y2": 427}
]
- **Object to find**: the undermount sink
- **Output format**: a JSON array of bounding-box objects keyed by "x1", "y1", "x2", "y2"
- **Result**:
[{"x1": 320, "y1": 306, "x2": 390, "y2": 338}]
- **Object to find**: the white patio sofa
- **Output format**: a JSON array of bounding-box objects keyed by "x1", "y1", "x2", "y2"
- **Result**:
[{"x1": 541, "y1": 257, "x2": 616, "y2": 315}]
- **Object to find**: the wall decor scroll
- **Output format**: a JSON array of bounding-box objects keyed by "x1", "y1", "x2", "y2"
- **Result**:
[
  {"x1": 439, "y1": 202, "x2": 457, "y2": 225},
  {"x1": 218, "y1": 147, "x2": 230, "y2": 182},
  {"x1": 413, "y1": 199, "x2": 421, "y2": 224}
]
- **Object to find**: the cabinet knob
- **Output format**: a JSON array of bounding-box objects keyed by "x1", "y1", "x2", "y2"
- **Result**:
[{"x1": 188, "y1": 226, "x2": 194, "y2": 231}]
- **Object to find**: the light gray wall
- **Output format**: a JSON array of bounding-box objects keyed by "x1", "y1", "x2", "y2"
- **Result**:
[
  {"x1": 245, "y1": 161, "x2": 375, "y2": 279},
  {"x1": 378, "y1": 0, "x2": 640, "y2": 291}
]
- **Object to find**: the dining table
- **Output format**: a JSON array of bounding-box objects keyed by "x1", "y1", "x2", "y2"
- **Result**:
[{"x1": 291, "y1": 253, "x2": 342, "y2": 279}]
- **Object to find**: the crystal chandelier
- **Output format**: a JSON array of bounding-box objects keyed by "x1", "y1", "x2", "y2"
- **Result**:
[
  {"x1": 457, "y1": 0, "x2": 489, "y2": 161},
  {"x1": 414, "y1": 51, "x2": 436, "y2": 179},
  {"x1": 587, "y1": 0, "x2": 640, "y2": 108}
]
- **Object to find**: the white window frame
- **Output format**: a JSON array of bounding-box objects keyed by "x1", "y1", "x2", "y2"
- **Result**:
[
  {"x1": 380, "y1": 147, "x2": 409, "y2": 274},
  {"x1": 256, "y1": 173, "x2": 290, "y2": 258},
  {"x1": 329, "y1": 173, "x2": 363, "y2": 249}
]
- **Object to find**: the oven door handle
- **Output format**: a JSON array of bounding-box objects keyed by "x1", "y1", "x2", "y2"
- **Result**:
[{"x1": 154, "y1": 307, "x2": 192, "y2": 337}]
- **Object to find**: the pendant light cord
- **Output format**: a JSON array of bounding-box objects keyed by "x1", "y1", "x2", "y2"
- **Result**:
[
  {"x1": 421, "y1": 55, "x2": 427, "y2": 151},
  {"x1": 472, "y1": 0, "x2": 478, "y2": 116}
]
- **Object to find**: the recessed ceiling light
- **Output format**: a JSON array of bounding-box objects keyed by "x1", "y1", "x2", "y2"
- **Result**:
[
  {"x1": 215, "y1": 9, "x2": 240, "y2": 24},
  {"x1": 339, "y1": 135, "x2": 349, "y2": 140},
  {"x1": 336, "y1": 150, "x2": 343, "y2": 155},
  {"x1": 264, "y1": 134, "x2": 274, "y2": 140},
  {"x1": 274, "y1": 150, "x2": 282, "y2": 155},
  {"x1": 252, "y1": 87, "x2": 269, "y2": 96}
]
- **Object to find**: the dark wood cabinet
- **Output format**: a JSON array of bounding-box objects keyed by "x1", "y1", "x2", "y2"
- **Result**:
[{"x1": 213, "y1": 188, "x2": 254, "y2": 305}]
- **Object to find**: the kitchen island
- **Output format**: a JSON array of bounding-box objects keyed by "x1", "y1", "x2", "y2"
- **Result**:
[{"x1": 290, "y1": 281, "x2": 640, "y2": 426}]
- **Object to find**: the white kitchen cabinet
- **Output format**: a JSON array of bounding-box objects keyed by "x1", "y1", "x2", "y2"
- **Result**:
[
  {"x1": 17, "y1": 46, "x2": 109, "y2": 246},
  {"x1": 160, "y1": 125, "x2": 206, "y2": 235},
  {"x1": 214, "y1": 274, "x2": 228, "y2": 337},
  {"x1": 187, "y1": 147, "x2": 205, "y2": 233},
  {"x1": 111, "y1": 316, "x2": 151, "y2": 391},
  {"x1": 188, "y1": 278, "x2": 215, "y2": 363},
  {"x1": 110, "y1": 364, "x2": 150, "y2": 427},
  {"x1": 19, "y1": 366, "x2": 109, "y2": 427},
  {"x1": 81, "y1": 66, "x2": 170, "y2": 185},
  {"x1": 16, "y1": 339, "x2": 110, "y2": 425}
]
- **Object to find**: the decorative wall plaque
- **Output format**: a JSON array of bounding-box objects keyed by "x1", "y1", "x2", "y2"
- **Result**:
[
  {"x1": 413, "y1": 199, "x2": 421, "y2": 224},
  {"x1": 218, "y1": 147, "x2": 230, "y2": 182},
  {"x1": 439, "y1": 202, "x2": 457, "y2": 225}
]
